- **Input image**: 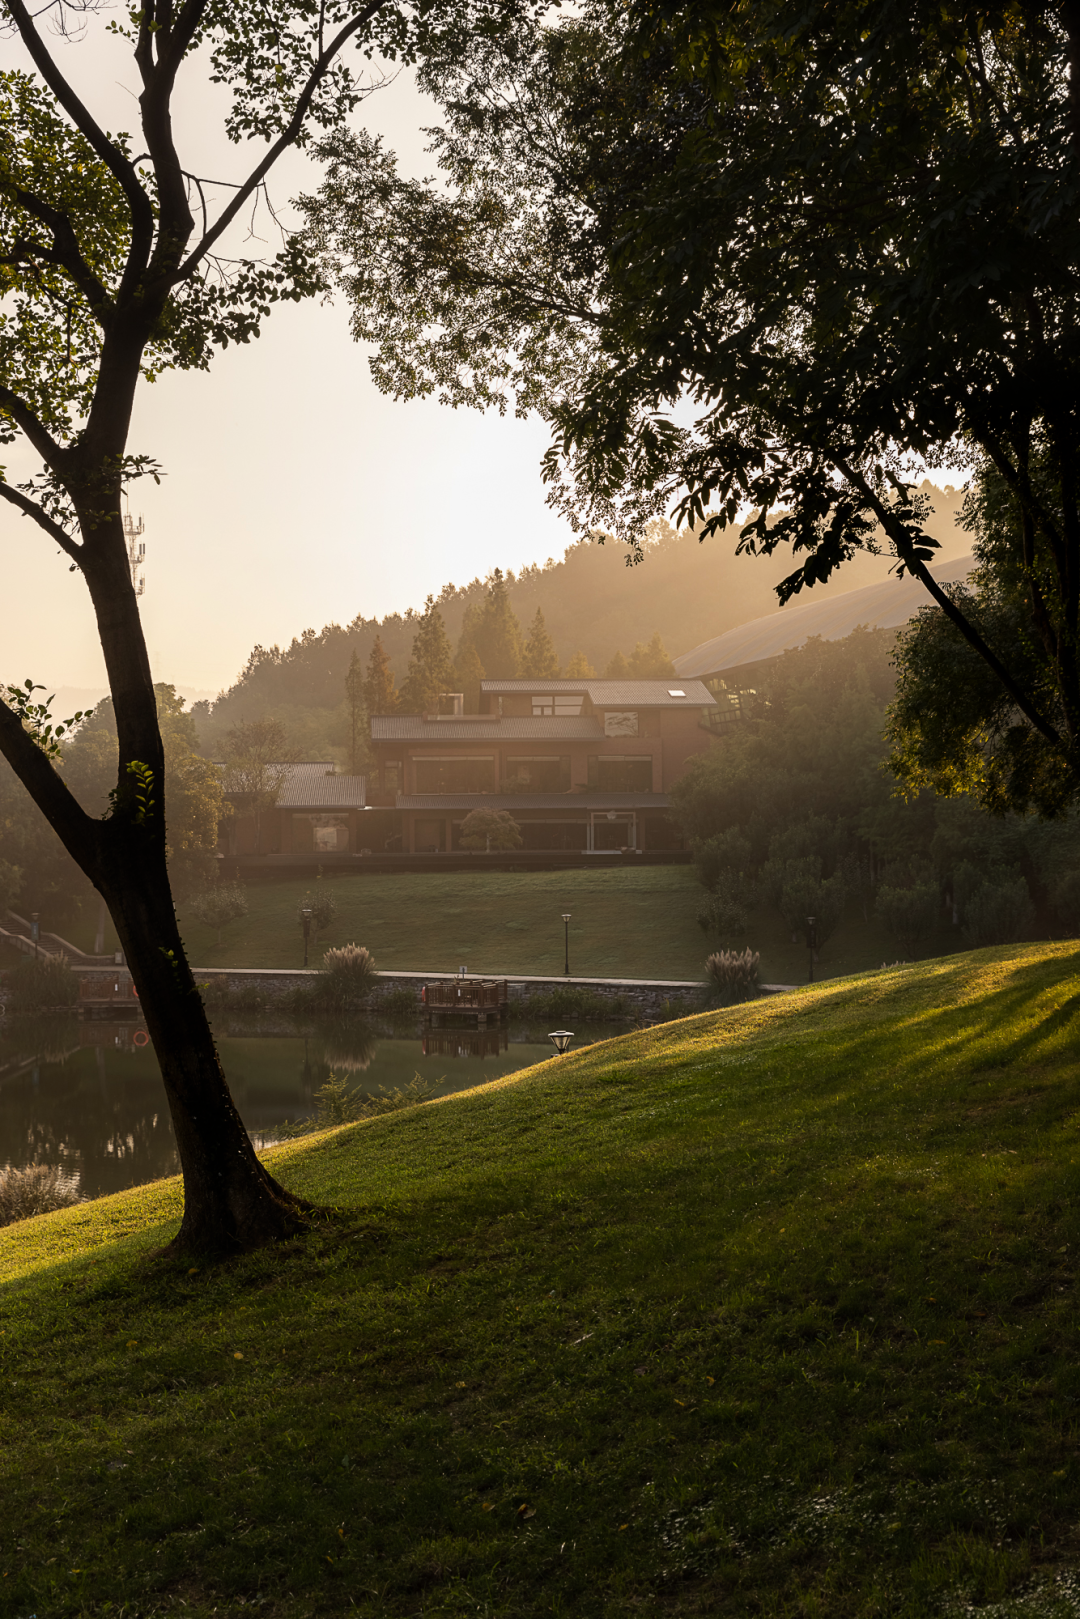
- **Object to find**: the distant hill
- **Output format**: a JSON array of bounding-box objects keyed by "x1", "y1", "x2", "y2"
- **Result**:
[{"x1": 194, "y1": 484, "x2": 967, "y2": 754}]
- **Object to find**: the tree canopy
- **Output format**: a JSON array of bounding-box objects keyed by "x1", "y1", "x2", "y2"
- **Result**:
[{"x1": 305, "y1": 0, "x2": 1080, "y2": 805}]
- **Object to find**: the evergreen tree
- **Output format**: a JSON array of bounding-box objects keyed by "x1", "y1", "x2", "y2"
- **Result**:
[
  {"x1": 628, "y1": 632, "x2": 676, "y2": 679},
  {"x1": 522, "y1": 608, "x2": 560, "y2": 679},
  {"x1": 605, "y1": 650, "x2": 632, "y2": 679},
  {"x1": 564, "y1": 651, "x2": 597, "y2": 678},
  {"x1": 345, "y1": 650, "x2": 366, "y2": 775},
  {"x1": 400, "y1": 598, "x2": 455, "y2": 713},
  {"x1": 472, "y1": 569, "x2": 523, "y2": 678},
  {"x1": 363, "y1": 635, "x2": 398, "y2": 716},
  {"x1": 454, "y1": 643, "x2": 486, "y2": 712}
]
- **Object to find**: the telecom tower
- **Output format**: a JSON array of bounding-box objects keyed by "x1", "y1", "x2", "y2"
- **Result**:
[{"x1": 123, "y1": 507, "x2": 145, "y2": 596}]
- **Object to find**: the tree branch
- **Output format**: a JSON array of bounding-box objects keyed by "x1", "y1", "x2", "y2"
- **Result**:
[
  {"x1": 3, "y1": 0, "x2": 156, "y2": 266},
  {"x1": 175, "y1": 0, "x2": 390, "y2": 281},
  {"x1": 831, "y1": 451, "x2": 1069, "y2": 757},
  {"x1": 0, "y1": 692, "x2": 102, "y2": 878},
  {"x1": 0, "y1": 481, "x2": 82, "y2": 559},
  {"x1": 3, "y1": 181, "x2": 111, "y2": 311},
  {"x1": 0, "y1": 382, "x2": 66, "y2": 471}
]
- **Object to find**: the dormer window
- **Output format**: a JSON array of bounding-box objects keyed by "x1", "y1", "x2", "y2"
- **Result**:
[{"x1": 531, "y1": 695, "x2": 584, "y2": 717}]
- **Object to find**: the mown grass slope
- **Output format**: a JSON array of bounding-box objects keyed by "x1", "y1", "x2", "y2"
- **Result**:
[
  {"x1": 170, "y1": 863, "x2": 952, "y2": 984},
  {"x1": 3, "y1": 942, "x2": 1080, "y2": 1617}
]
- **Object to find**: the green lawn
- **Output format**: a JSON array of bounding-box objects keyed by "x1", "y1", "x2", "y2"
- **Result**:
[
  {"x1": 174, "y1": 865, "x2": 961, "y2": 984},
  {"x1": 4, "y1": 942, "x2": 1080, "y2": 1615}
]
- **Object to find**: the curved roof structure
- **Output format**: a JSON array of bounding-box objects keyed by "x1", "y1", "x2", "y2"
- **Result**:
[{"x1": 673, "y1": 554, "x2": 974, "y2": 680}]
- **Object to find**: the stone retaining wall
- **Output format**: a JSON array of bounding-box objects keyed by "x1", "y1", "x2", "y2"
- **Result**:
[{"x1": 193, "y1": 967, "x2": 707, "y2": 1020}]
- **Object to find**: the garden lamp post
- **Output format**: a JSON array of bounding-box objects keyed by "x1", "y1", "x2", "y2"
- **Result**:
[
  {"x1": 806, "y1": 915, "x2": 818, "y2": 984},
  {"x1": 301, "y1": 904, "x2": 312, "y2": 969},
  {"x1": 562, "y1": 912, "x2": 571, "y2": 977},
  {"x1": 548, "y1": 1030, "x2": 574, "y2": 1055}
]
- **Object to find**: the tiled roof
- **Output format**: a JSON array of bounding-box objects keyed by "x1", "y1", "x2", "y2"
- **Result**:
[
  {"x1": 673, "y1": 554, "x2": 975, "y2": 678},
  {"x1": 479, "y1": 678, "x2": 717, "y2": 706},
  {"x1": 371, "y1": 716, "x2": 604, "y2": 740},
  {"x1": 220, "y1": 761, "x2": 366, "y2": 809},
  {"x1": 396, "y1": 792, "x2": 669, "y2": 811}
]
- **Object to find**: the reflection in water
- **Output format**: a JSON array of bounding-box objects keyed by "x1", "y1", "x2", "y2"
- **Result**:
[{"x1": 0, "y1": 1010, "x2": 629, "y2": 1199}]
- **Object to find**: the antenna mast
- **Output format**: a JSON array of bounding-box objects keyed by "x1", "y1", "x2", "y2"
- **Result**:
[{"x1": 123, "y1": 507, "x2": 146, "y2": 597}]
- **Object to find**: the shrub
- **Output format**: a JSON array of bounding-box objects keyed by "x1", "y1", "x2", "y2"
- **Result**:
[
  {"x1": 0, "y1": 1163, "x2": 82, "y2": 1226},
  {"x1": 274, "y1": 1072, "x2": 436, "y2": 1138},
  {"x1": 874, "y1": 883, "x2": 940, "y2": 956},
  {"x1": 190, "y1": 881, "x2": 248, "y2": 946},
  {"x1": 298, "y1": 888, "x2": 337, "y2": 944},
  {"x1": 517, "y1": 986, "x2": 628, "y2": 1021},
  {"x1": 705, "y1": 948, "x2": 761, "y2": 1005},
  {"x1": 4, "y1": 954, "x2": 78, "y2": 1012},
  {"x1": 697, "y1": 871, "x2": 757, "y2": 941},
  {"x1": 319, "y1": 943, "x2": 377, "y2": 1004},
  {"x1": 378, "y1": 985, "x2": 420, "y2": 1016},
  {"x1": 963, "y1": 877, "x2": 1035, "y2": 947}
]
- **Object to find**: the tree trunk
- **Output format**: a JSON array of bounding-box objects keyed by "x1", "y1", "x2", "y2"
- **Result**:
[
  {"x1": 96, "y1": 827, "x2": 310, "y2": 1254},
  {"x1": 0, "y1": 500, "x2": 313, "y2": 1256}
]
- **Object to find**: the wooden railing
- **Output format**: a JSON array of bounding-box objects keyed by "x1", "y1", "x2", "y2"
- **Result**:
[{"x1": 424, "y1": 979, "x2": 508, "y2": 1011}]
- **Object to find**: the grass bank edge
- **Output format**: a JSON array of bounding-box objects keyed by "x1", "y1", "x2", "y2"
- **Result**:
[{"x1": 1, "y1": 937, "x2": 1071, "y2": 1293}]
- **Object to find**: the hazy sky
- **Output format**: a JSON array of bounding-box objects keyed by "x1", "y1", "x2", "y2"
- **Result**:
[{"x1": 1, "y1": 25, "x2": 572, "y2": 699}]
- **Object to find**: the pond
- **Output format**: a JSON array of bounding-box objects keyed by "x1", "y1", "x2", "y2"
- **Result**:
[{"x1": 0, "y1": 1011, "x2": 630, "y2": 1199}]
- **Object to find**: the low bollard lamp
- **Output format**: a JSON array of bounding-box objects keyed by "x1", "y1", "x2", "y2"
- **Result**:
[{"x1": 548, "y1": 1029, "x2": 574, "y2": 1055}]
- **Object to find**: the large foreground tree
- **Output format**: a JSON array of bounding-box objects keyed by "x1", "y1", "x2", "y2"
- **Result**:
[
  {"x1": 304, "y1": 0, "x2": 1080, "y2": 806},
  {"x1": 0, "y1": 0, "x2": 514, "y2": 1253}
]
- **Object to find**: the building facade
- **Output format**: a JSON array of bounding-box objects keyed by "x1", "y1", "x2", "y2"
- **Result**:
[{"x1": 369, "y1": 678, "x2": 718, "y2": 855}]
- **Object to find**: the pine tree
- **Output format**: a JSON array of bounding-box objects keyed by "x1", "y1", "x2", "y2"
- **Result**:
[
  {"x1": 363, "y1": 635, "x2": 398, "y2": 716},
  {"x1": 454, "y1": 643, "x2": 486, "y2": 712},
  {"x1": 522, "y1": 608, "x2": 560, "y2": 679},
  {"x1": 628, "y1": 631, "x2": 676, "y2": 678},
  {"x1": 563, "y1": 650, "x2": 597, "y2": 678},
  {"x1": 472, "y1": 569, "x2": 523, "y2": 678},
  {"x1": 400, "y1": 597, "x2": 456, "y2": 713},
  {"x1": 344, "y1": 649, "x2": 366, "y2": 774},
  {"x1": 605, "y1": 650, "x2": 632, "y2": 679}
]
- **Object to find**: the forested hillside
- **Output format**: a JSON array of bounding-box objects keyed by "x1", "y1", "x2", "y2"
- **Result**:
[{"x1": 193, "y1": 485, "x2": 966, "y2": 758}]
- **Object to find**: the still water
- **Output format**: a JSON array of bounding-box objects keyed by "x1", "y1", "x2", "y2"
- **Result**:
[{"x1": 0, "y1": 1011, "x2": 628, "y2": 1198}]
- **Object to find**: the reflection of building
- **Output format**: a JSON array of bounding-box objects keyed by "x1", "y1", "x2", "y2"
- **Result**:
[
  {"x1": 220, "y1": 763, "x2": 367, "y2": 857},
  {"x1": 370, "y1": 678, "x2": 718, "y2": 855}
]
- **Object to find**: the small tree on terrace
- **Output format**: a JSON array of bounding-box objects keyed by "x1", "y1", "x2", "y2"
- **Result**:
[
  {"x1": 459, "y1": 806, "x2": 523, "y2": 853},
  {"x1": 0, "y1": 0, "x2": 511, "y2": 1255}
]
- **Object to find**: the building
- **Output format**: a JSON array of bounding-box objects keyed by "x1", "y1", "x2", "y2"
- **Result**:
[
  {"x1": 674, "y1": 552, "x2": 974, "y2": 733},
  {"x1": 367, "y1": 677, "x2": 719, "y2": 855},
  {"x1": 219, "y1": 762, "x2": 368, "y2": 857}
]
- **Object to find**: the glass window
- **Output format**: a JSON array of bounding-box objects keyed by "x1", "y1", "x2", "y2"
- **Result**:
[
  {"x1": 413, "y1": 756, "x2": 495, "y2": 794},
  {"x1": 413, "y1": 818, "x2": 446, "y2": 852},
  {"x1": 504, "y1": 756, "x2": 571, "y2": 792},
  {"x1": 383, "y1": 759, "x2": 403, "y2": 793},
  {"x1": 588, "y1": 755, "x2": 653, "y2": 792},
  {"x1": 531, "y1": 695, "x2": 584, "y2": 716}
]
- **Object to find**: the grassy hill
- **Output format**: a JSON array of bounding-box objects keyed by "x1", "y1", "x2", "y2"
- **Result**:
[
  {"x1": 3, "y1": 942, "x2": 1080, "y2": 1616},
  {"x1": 173, "y1": 866, "x2": 965, "y2": 985}
]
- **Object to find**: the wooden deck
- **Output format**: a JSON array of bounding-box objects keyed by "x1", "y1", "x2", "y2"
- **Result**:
[
  {"x1": 423, "y1": 978, "x2": 509, "y2": 1026},
  {"x1": 77, "y1": 972, "x2": 141, "y2": 1017}
]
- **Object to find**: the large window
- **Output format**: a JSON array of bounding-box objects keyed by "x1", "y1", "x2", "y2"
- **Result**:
[
  {"x1": 504, "y1": 755, "x2": 571, "y2": 792},
  {"x1": 292, "y1": 814, "x2": 350, "y2": 853},
  {"x1": 588, "y1": 755, "x2": 654, "y2": 792},
  {"x1": 413, "y1": 756, "x2": 495, "y2": 794}
]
